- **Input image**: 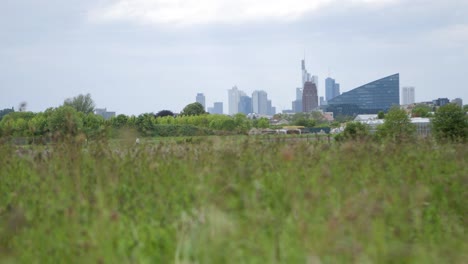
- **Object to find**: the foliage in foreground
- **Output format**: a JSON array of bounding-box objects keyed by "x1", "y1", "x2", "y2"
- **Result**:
[{"x1": 0, "y1": 138, "x2": 466, "y2": 263}]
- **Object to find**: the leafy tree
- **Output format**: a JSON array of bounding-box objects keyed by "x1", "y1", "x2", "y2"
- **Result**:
[
  {"x1": 291, "y1": 113, "x2": 316, "y2": 127},
  {"x1": 377, "y1": 111, "x2": 385, "y2": 119},
  {"x1": 180, "y1": 102, "x2": 206, "y2": 116},
  {"x1": 155, "y1": 110, "x2": 175, "y2": 118},
  {"x1": 412, "y1": 104, "x2": 432, "y2": 118},
  {"x1": 376, "y1": 106, "x2": 415, "y2": 142},
  {"x1": 431, "y1": 103, "x2": 467, "y2": 142},
  {"x1": 463, "y1": 105, "x2": 468, "y2": 112},
  {"x1": 0, "y1": 108, "x2": 14, "y2": 121},
  {"x1": 47, "y1": 106, "x2": 83, "y2": 136},
  {"x1": 256, "y1": 117, "x2": 270, "y2": 128},
  {"x1": 111, "y1": 114, "x2": 129, "y2": 129},
  {"x1": 63, "y1": 93, "x2": 95, "y2": 114},
  {"x1": 342, "y1": 122, "x2": 370, "y2": 140}
]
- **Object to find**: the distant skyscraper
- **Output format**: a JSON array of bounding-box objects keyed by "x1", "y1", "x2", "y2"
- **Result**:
[
  {"x1": 302, "y1": 81, "x2": 318, "y2": 112},
  {"x1": 213, "y1": 102, "x2": 223, "y2": 114},
  {"x1": 196, "y1": 93, "x2": 206, "y2": 109},
  {"x1": 325, "y1": 77, "x2": 335, "y2": 101},
  {"x1": 292, "y1": 100, "x2": 302, "y2": 113},
  {"x1": 228, "y1": 86, "x2": 243, "y2": 115},
  {"x1": 401, "y1": 87, "x2": 415, "y2": 105},
  {"x1": 239, "y1": 95, "x2": 253, "y2": 114},
  {"x1": 320, "y1": 96, "x2": 326, "y2": 106},
  {"x1": 326, "y1": 77, "x2": 340, "y2": 101},
  {"x1": 311, "y1": 75, "x2": 318, "y2": 86},
  {"x1": 301, "y1": 60, "x2": 311, "y2": 85},
  {"x1": 252, "y1": 90, "x2": 268, "y2": 115},
  {"x1": 334, "y1": 83, "x2": 340, "y2": 98},
  {"x1": 296, "y1": 87, "x2": 303, "y2": 100}
]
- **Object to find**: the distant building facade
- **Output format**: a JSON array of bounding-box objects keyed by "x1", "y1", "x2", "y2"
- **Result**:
[
  {"x1": 451, "y1": 98, "x2": 463, "y2": 107},
  {"x1": 327, "y1": 73, "x2": 400, "y2": 116},
  {"x1": 302, "y1": 81, "x2": 319, "y2": 112},
  {"x1": 196, "y1": 93, "x2": 206, "y2": 109},
  {"x1": 252, "y1": 90, "x2": 268, "y2": 115},
  {"x1": 228, "y1": 86, "x2": 243, "y2": 115},
  {"x1": 401, "y1": 86, "x2": 415, "y2": 105},
  {"x1": 325, "y1": 77, "x2": 341, "y2": 102},
  {"x1": 239, "y1": 95, "x2": 253, "y2": 115},
  {"x1": 208, "y1": 102, "x2": 223, "y2": 114},
  {"x1": 95, "y1": 108, "x2": 116, "y2": 120},
  {"x1": 432, "y1": 98, "x2": 450, "y2": 107}
]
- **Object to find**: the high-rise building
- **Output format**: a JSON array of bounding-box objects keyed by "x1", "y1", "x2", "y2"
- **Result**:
[
  {"x1": 296, "y1": 88, "x2": 303, "y2": 100},
  {"x1": 320, "y1": 96, "x2": 326, "y2": 106},
  {"x1": 228, "y1": 86, "x2": 242, "y2": 115},
  {"x1": 239, "y1": 95, "x2": 253, "y2": 114},
  {"x1": 292, "y1": 100, "x2": 302, "y2": 113},
  {"x1": 311, "y1": 75, "x2": 319, "y2": 86},
  {"x1": 302, "y1": 60, "x2": 311, "y2": 85},
  {"x1": 196, "y1": 93, "x2": 206, "y2": 109},
  {"x1": 334, "y1": 83, "x2": 340, "y2": 98},
  {"x1": 209, "y1": 102, "x2": 223, "y2": 114},
  {"x1": 302, "y1": 81, "x2": 318, "y2": 112},
  {"x1": 327, "y1": 73, "x2": 400, "y2": 116},
  {"x1": 401, "y1": 87, "x2": 415, "y2": 105},
  {"x1": 325, "y1": 77, "x2": 340, "y2": 101},
  {"x1": 325, "y1": 77, "x2": 335, "y2": 102},
  {"x1": 213, "y1": 102, "x2": 223, "y2": 114},
  {"x1": 252, "y1": 90, "x2": 268, "y2": 115}
]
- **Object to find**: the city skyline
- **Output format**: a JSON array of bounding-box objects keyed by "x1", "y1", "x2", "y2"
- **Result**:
[{"x1": 1, "y1": 0, "x2": 467, "y2": 115}]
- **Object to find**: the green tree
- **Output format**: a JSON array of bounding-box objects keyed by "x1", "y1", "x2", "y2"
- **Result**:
[
  {"x1": 63, "y1": 93, "x2": 95, "y2": 114},
  {"x1": 0, "y1": 108, "x2": 14, "y2": 121},
  {"x1": 412, "y1": 104, "x2": 432, "y2": 117},
  {"x1": 256, "y1": 117, "x2": 270, "y2": 128},
  {"x1": 431, "y1": 103, "x2": 467, "y2": 142},
  {"x1": 47, "y1": 106, "x2": 83, "y2": 136},
  {"x1": 377, "y1": 111, "x2": 385, "y2": 119},
  {"x1": 343, "y1": 122, "x2": 370, "y2": 140},
  {"x1": 111, "y1": 114, "x2": 129, "y2": 129},
  {"x1": 377, "y1": 106, "x2": 416, "y2": 141},
  {"x1": 180, "y1": 102, "x2": 206, "y2": 116},
  {"x1": 155, "y1": 110, "x2": 175, "y2": 118}
]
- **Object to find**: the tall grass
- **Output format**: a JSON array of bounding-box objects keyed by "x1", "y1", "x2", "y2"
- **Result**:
[{"x1": 0, "y1": 137, "x2": 467, "y2": 263}]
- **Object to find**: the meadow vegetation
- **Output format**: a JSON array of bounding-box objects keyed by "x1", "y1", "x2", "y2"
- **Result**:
[{"x1": 0, "y1": 135, "x2": 467, "y2": 263}]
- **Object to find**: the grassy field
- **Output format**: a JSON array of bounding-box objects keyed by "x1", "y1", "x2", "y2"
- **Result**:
[{"x1": 0, "y1": 137, "x2": 467, "y2": 263}]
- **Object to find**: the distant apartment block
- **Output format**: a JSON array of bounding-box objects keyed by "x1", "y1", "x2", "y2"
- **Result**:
[
  {"x1": 196, "y1": 93, "x2": 206, "y2": 109},
  {"x1": 95, "y1": 108, "x2": 116, "y2": 120},
  {"x1": 402, "y1": 86, "x2": 415, "y2": 105}
]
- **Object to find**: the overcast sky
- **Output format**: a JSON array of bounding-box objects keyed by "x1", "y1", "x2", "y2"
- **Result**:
[{"x1": 1, "y1": 0, "x2": 467, "y2": 115}]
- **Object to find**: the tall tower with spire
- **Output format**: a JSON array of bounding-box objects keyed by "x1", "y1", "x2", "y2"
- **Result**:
[{"x1": 301, "y1": 59, "x2": 311, "y2": 85}]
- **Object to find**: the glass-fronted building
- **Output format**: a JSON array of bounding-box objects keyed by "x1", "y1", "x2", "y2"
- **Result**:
[{"x1": 327, "y1": 73, "x2": 399, "y2": 116}]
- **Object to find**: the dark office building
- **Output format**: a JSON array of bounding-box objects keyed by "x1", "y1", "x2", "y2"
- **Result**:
[
  {"x1": 302, "y1": 81, "x2": 318, "y2": 112},
  {"x1": 327, "y1": 73, "x2": 400, "y2": 116}
]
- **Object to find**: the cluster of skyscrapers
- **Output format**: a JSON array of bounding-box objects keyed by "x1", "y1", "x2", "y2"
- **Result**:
[
  {"x1": 227, "y1": 86, "x2": 276, "y2": 116},
  {"x1": 194, "y1": 58, "x2": 452, "y2": 117}
]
